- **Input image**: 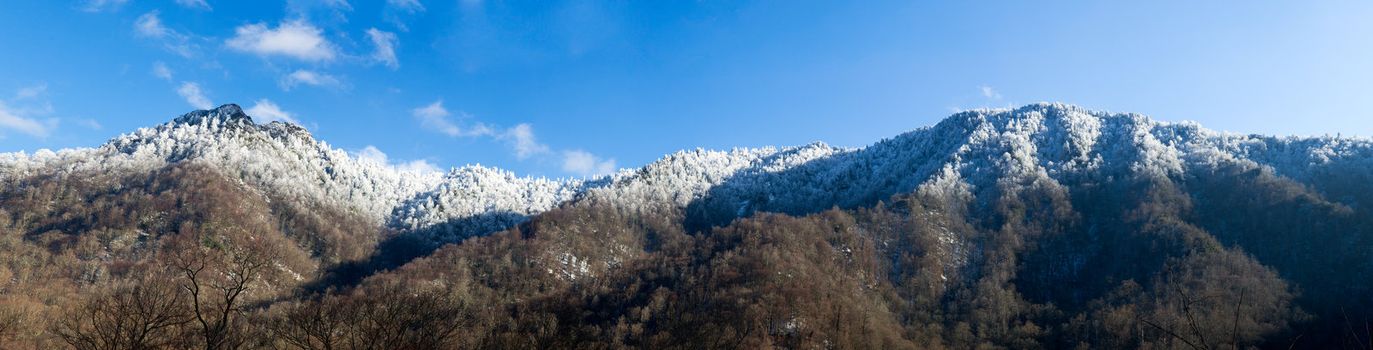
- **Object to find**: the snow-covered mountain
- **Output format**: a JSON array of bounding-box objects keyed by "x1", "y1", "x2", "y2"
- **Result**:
[
  {"x1": 8, "y1": 102, "x2": 1373, "y2": 349},
  {"x1": 670, "y1": 103, "x2": 1373, "y2": 223},
  {"x1": 1, "y1": 105, "x2": 441, "y2": 224},
  {"x1": 3, "y1": 103, "x2": 1370, "y2": 243}
]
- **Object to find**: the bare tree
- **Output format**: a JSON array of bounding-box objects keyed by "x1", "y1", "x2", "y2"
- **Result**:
[
  {"x1": 1142, "y1": 284, "x2": 1257, "y2": 350},
  {"x1": 165, "y1": 231, "x2": 285, "y2": 350},
  {"x1": 1139, "y1": 288, "x2": 1214, "y2": 350},
  {"x1": 265, "y1": 276, "x2": 477, "y2": 350},
  {"x1": 343, "y1": 279, "x2": 474, "y2": 350},
  {"x1": 265, "y1": 296, "x2": 353, "y2": 350},
  {"x1": 0, "y1": 302, "x2": 25, "y2": 346},
  {"x1": 53, "y1": 275, "x2": 191, "y2": 350}
]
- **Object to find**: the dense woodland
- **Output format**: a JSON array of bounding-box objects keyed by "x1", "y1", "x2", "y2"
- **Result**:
[
  {"x1": 0, "y1": 158, "x2": 1369, "y2": 349},
  {"x1": 3, "y1": 104, "x2": 1373, "y2": 349}
]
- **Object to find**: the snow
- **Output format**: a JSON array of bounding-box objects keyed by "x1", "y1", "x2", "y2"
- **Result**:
[
  {"x1": 3, "y1": 102, "x2": 1372, "y2": 245},
  {"x1": 388, "y1": 165, "x2": 586, "y2": 241}
]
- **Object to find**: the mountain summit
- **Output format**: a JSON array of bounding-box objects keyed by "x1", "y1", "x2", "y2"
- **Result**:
[{"x1": 172, "y1": 104, "x2": 253, "y2": 126}]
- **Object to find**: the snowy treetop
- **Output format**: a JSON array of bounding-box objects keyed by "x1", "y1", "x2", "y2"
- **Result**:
[{"x1": 3, "y1": 102, "x2": 1370, "y2": 243}]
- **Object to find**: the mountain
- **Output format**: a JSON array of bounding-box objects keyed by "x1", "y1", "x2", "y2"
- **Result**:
[
  {"x1": 6, "y1": 103, "x2": 1366, "y2": 243},
  {"x1": 2, "y1": 103, "x2": 1372, "y2": 349}
]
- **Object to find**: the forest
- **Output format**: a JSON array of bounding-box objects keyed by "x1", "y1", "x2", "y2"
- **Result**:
[{"x1": 1, "y1": 155, "x2": 1370, "y2": 349}]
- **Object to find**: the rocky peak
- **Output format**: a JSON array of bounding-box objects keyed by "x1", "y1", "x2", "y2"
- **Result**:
[{"x1": 172, "y1": 104, "x2": 254, "y2": 127}]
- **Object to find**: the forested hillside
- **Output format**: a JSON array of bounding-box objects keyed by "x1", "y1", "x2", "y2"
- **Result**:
[{"x1": 2, "y1": 103, "x2": 1372, "y2": 348}]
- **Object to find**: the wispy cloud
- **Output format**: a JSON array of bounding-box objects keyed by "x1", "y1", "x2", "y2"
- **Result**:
[
  {"x1": 80, "y1": 0, "x2": 128, "y2": 12},
  {"x1": 353, "y1": 145, "x2": 443, "y2": 174},
  {"x1": 353, "y1": 145, "x2": 389, "y2": 164},
  {"x1": 412, "y1": 100, "x2": 494, "y2": 137},
  {"x1": 411, "y1": 101, "x2": 613, "y2": 176},
  {"x1": 284, "y1": 0, "x2": 353, "y2": 25},
  {"x1": 15, "y1": 83, "x2": 47, "y2": 100},
  {"x1": 323, "y1": 0, "x2": 353, "y2": 11},
  {"x1": 246, "y1": 99, "x2": 299, "y2": 124},
  {"x1": 366, "y1": 28, "x2": 400, "y2": 69},
  {"x1": 562, "y1": 149, "x2": 616, "y2": 177},
  {"x1": 501, "y1": 123, "x2": 614, "y2": 177},
  {"x1": 0, "y1": 104, "x2": 51, "y2": 138},
  {"x1": 413, "y1": 101, "x2": 458, "y2": 135},
  {"x1": 134, "y1": 11, "x2": 171, "y2": 38},
  {"x1": 384, "y1": 0, "x2": 426, "y2": 31},
  {"x1": 177, "y1": 82, "x2": 212, "y2": 109},
  {"x1": 134, "y1": 11, "x2": 197, "y2": 57},
  {"x1": 0, "y1": 84, "x2": 58, "y2": 138},
  {"x1": 75, "y1": 119, "x2": 103, "y2": 130},
  {"x1": 280, "y1": 69, "x2": 342, "y2": 90},
  {"x1": 412, "y1": 101, "x2": 447, "y2": 118},
  {"x1": 152, "y1": 61, "x2": 174, "y2": 81},
  {"x1": 980, "y1": 85, "x2": 1002, "y2": 100},
  {"x1": 226, "y1": 20, "x2": 337, "y2": 62},
  {"x1": 174, "y1": 0, "x2": 212, "y2": 10},
  {"x1": 387, "y1": 0, "x2": 425, "y2": 12},
  {"x1": 502, "y1": 123, "x2": 548, "y2": 159}
]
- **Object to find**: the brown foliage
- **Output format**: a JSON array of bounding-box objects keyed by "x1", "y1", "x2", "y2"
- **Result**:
[
  {"x1": 52, "y1": 273, "x2": 191, "y2": 350},
  {"x1": 265, "y1": 276, "x2": 482, "y2": 350},
  {"x1": 0, "y1": 160, "x2": 1348, "y2": 348},
  {"x1": 0, "y1": 300, "x2": 28, "y2": 346},
  {"x1": 163, "y1": 227, "x2": 296, "y2": 350},
  {"x1": 1134, "y1": 250, "x2": 1301, "y2": 349}
]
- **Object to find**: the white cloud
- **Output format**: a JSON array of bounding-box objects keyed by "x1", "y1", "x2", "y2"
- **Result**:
[
  {"x1": 980, "y1": 85, "x2": 1001, "y2": 100},
  {"x1": 0, "y1": 84, "x2": 60, "y2": 138},
  {"x1": 177, "y1": 82, "x2": 213, "y2": 109},
  {"x1": 226, "y1": 20, "x2": 336, "y2": 62},
  {"x1": 413, "y1": 101, "x2": 448, "y2": 119},
  {"x1": 324, "y1": 0, "x2": 353, "y2": 10},
  {"x1": 0, "y1": 85, "x2": 61, "y2": 139},
  {"x1": 152, "y1": 61, "x2": 174, "y2": 81},
  {"x1": 75, "y1": 119, "x2": 103, "y2": 130},
  {"x1": 562, "y1": 150, "x2": 616, "y2": 177},
  {"x1": 383, "y1": 0, "x2": 426, "y2": 31},
  {"x1": 410, "y1": 102, "x2": 600, "y2": 169},
  {"x1": 284, "y1": 0, "x2": 353, "y2": 24},
  {"x1": 81, "y1": 0, "x2": 128, "y2": 12},
  {"x1": 461, "y1": 119, "x2": 495, "y2": 136},
  {"x1": 413, "y1": 100, "x2": 456, "y2": 134},
  {"x1": 353, "y1": 145, "x2": 442, "y2": 174},
  {"x1": 366, "y1": 28, "x2": 400, "y2": 69},
  {"x1": 15, "y1": 83, "x2": 47, "y2": 100},
  {"x1": 395, "y1": 159, "x2": 442, "y2": 174},
  {"x1": 0, "y1": 102, "x2": 51, "y2": 138},
  {"x1": 280, "y1": 69, "x2": 341, "y2": 90},
  {"x1": 412, "y1": 100, "x2": 493, "y2": 137},
  {"x1": 387, "y1": 0, "x2": 425, "y2": 12},
  {"x1": 245, "y1": 99, "x2": 299, "y2": 124},
  {"x1": 134, "y1": 11, "x2": 196, "y2": 57},
  {"x1": 354, "y1": 145, "x2": 389, "y2": 164},
  {"x1": 503, "y1": 123, "x2": 548, "y2": 159},
  {"x1": 134, "y1": 12, "x2": 171, "y2": 38},
  {"x1": 175, "y1": 0, "x2": 212, "y2": 10}
]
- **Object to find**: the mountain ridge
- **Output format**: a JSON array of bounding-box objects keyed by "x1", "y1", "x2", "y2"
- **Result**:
[
  {"x1": 5, "y1": 103, "x2": 1373, "y2": 348},
  {"x1": 3, "y1": 102, "x2": 1372, "y2": 243}
]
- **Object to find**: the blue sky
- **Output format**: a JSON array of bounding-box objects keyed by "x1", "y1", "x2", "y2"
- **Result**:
[{"x1": 1, "y1": 1, "x2": 1371, "y2": 177}]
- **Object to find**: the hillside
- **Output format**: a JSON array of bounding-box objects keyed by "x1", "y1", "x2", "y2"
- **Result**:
[{"x1": 2, "y1": 103, "x2": 1372, "y2": 348}]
